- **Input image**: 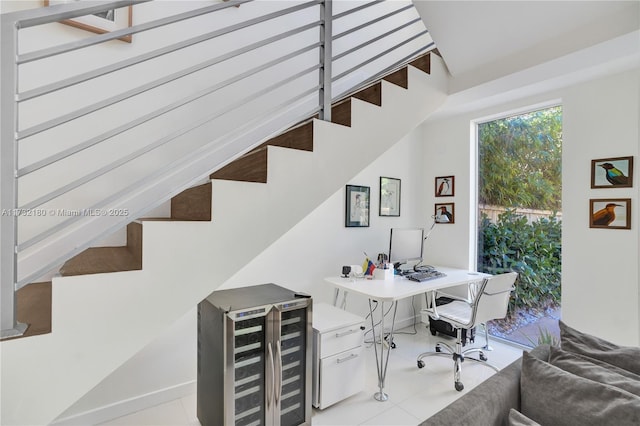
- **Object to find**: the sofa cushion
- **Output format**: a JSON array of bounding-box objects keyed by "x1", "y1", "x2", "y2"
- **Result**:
[
  {"x1": 549, "y1": 346, "x2": 640, "y2": 397},
  {"x1": 420, "y1": 345, "x2": 549, "y2": 426},
  {"x1": 521, "y1": 351, "x2": 640, "y2": 426},
  {"x1": 420, "y1": 357, "x2": 523, "y2": 426},
  {"x1": 559, "y1": 321, "x2": 640, "y2": 375},
  {"x1": 508, "y1": 409, "x2": 540, "y2": 426}
]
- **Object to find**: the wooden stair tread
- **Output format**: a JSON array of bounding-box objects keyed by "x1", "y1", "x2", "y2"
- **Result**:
[
  {"x1": 353, "y1": 82, "x2": 382, "y2": 106},
  {"x1": 330, "y1": 99, "x2": 352, "y2": 127},
  {"x1": 1, "y1": 282, "x2": 52, "y2": 341},
  {"x1": 59, "y1": 246, "x2": 141, "y2": 276},
  {"x1": 211, "y1": 122, "x2": 314, "y2": 183},
  {"x1": 409, "y1": 52, "x2": 431, "y2": 75},
  {"x1": 171, "y1": 182, "x2": 212, "y2": 221},
  {"x1": 211, "y1": 146, "x2": 269, "y2": 183},
  {"x1": 383, "y1": 67, "x2": 408, "y2": 89}
]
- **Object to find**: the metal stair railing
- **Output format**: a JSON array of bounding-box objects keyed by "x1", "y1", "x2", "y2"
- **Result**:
[{"x1": 0, "y1": 0, "x2": 434, "y2": 338}]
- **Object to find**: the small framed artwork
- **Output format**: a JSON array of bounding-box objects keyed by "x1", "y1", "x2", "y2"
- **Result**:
[
  {"x1": 345, "y1": 185, "x2": 370, "y2": 227},
  {"x1": 379, "y1": 177, "x2": 400, "y2": 217},
  {"x1": 435, "y1": 176, "x2": 455, "y2": 197},
  {"x1": 44, "y1": 1, "x2": 134, "y2": 43},
  {"x1": 591, "y1": 156, "x2": 633, "y2": 188},
  {"x1": 435, "y1": 202, "x2": 454, "y2": 224},
  {"x1": 589, "y1": 198, "x2": 631, "y2": 229}
]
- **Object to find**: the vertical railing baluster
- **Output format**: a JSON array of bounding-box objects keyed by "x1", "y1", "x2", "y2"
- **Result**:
[
  {"x1": 319, "y1": 0, "x2": 332, "y2": 121},
  {"x1": 0, "y1": 15, "x2": 27, "y2": 339}
]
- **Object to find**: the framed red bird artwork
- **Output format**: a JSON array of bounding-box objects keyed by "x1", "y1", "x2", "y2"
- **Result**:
[
  {"x1": 589, "y1": 198, "x2": 631, "y2": 229},
  {"x1": 435, "y1": 175, "x2": 455, "y2": 197}
]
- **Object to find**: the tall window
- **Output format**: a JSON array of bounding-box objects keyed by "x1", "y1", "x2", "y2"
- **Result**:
[{"x1": 476, "y1": 106, "x2": 562, "y2": 346}]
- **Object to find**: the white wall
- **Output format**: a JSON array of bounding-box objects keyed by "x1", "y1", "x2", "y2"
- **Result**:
[
  {"x1": 220, "y1": 126, "x2": 427, "y2": 314},
  {"x1": 54, "y1": 61, "x2": 640, "y2": 426},
  {"x1": 55, "y1": 122, "x2": 428, "y2": 424},
  {"x1": 420, "y1": 68, "x2": 640, "y2": 346},
  {"x1": 561, "y1": 69, "x2": 639, "y2": 345},
  {"x1": 54, "y1": 309, "x2": 197, "y2": 425}
]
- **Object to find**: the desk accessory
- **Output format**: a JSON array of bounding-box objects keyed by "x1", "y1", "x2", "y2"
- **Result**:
[{"x1": 341, "y1": 265, "x2": 351, "y2": 278}]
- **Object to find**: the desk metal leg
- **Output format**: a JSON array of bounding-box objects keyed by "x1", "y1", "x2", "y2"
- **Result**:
[{"x1": 369, "y1": 299, "x2": 398, "y2": 401}]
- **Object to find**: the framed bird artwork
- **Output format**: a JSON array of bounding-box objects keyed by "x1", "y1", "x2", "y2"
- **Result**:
[
  {"x1": 434, "y1": 203, "x2": 454, "y2": 224},
  {"x1": 379, "y1": 177, "x2": 401, "y2": 217},
  {"x1": 435, "y1": 176, "x2": 455, "y2": 197},
  {"x1": 591, "y1": 156, "x2": 633, "y2": 188},
  {"x1": 589, "y1": 198, "x2": 631, "y2": 229},
  {"x1": 345, "y1": 185, "x2": 370, "y2": 227}
]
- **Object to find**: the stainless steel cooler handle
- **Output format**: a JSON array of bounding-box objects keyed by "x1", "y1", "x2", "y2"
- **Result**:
[
  {"x1": 267, "y1": 342, "x2": 275, "y2": 408},
  {"x1": 275, "y1": 340, "x2": 283, "y2": 403}
]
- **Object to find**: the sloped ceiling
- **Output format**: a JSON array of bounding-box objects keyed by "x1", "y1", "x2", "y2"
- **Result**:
[{"x1": 413, "y1": 0, "x2": 640, "y2": 92}]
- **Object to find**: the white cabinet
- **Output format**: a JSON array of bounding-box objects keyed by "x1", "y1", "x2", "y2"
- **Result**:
[{"x1": 312, "y1": 303, "x2": 365, "y2": 410}]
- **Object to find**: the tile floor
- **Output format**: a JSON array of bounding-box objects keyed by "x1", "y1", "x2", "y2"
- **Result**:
[{"x1": 100, "y1": 324, "x2": 524, "y2": 426}]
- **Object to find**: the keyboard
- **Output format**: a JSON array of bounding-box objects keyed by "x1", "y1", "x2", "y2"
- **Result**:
[{"x1": 406, "y1": 271, "x2": 446, "y2": 282}]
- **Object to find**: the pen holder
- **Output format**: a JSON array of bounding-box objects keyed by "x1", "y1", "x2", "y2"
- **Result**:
[{"x1": 374, "y1": 268, "x2": 394, "y2": 280}]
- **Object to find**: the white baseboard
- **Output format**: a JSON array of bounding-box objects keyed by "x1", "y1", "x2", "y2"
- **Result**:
[{"x1": 51, "y1": 381, "x2": 196, "y2": 426}]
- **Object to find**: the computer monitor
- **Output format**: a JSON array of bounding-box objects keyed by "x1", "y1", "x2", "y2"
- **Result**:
[{"x1": 388, "y1": 228, "x2": 424, "y2": 271}]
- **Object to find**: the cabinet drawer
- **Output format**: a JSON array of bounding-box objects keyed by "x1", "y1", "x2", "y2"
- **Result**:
[
  {"x1": 318, "y1": 346, "x2": 365, "y2": 409},
  {"x1": 319, "y1": 323, "x2": 363, "y2": 358}
]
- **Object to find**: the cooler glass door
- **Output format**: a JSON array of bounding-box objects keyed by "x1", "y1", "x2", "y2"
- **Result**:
[
  {"x1": 274, "y1": 300, "x2": 311, "y2": 426},
  {"x1": 227, "y1": 309, "x2": 269, "y2": 426}
]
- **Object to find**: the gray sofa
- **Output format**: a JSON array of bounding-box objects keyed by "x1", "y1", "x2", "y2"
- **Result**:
[
  {"x1": 421, "y1": 321, "x2": 640, "y2": 426},
  {"x1": 421, "y1": 344, "x2": 549, "y2": 426}
]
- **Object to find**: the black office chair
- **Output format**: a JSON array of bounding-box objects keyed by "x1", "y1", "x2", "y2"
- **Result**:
[{"x1": 416, "y1": 272, "x2": 517, "y2": 391}]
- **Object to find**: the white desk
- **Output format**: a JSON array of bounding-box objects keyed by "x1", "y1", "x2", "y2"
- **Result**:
[{"x1": 325, "y1": 266, "x2": 489, "y2": 402}]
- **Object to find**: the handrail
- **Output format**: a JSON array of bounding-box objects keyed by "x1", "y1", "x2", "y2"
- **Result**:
[
  {"x1": 334, "y1": 42, "x2": 434, "y2": 103},
  {"x1": 18, "y1": 7, "x2": 318, "y2": 102},
  {"x1": 17, "y1": 0, "x2": 253, "y2": 62},
  {"x1": 333, "y1": 4, "x2": 414, "y2": 40},
  {"x1": 1, "y1": 0, "x2": 434, "y2": 338},
  {"x1": 333, "y1": 30, "x2": 429, "y2": 82},
  {"x1": 17, "y1": 2, "x2": 322, "y2": 140},
  {"x1": 19, "y1": 21, "x2": 321, "y2": 177},
  {"x1": 333, "y1": 17, "x2": 422, "y2": 61}
]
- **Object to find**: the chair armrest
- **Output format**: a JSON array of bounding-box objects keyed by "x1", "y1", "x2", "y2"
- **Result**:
[{"x1": 421, "y1": 291, "x2": 440, "y2": 319}]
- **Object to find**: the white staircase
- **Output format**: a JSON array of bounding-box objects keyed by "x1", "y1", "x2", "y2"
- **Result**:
[{"x1": 0, "y1": 58, "x2": 448, "y2": 425}]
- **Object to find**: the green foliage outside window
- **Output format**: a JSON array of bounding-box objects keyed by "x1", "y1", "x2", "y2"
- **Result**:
[
  {"x1": 478, "y1": 106, "x2": 562, "y2": 316},
  {"x1": 478, "y1": 210, "x2": 561, "y2": 314},
  {"x1": 478, "y1": 107, "x2": 562, "y2": 211}
]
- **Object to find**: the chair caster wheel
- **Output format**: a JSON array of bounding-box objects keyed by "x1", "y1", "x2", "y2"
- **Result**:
[
  {"x1": 479, "y1": 352, "x2": 488, "y2": 361},
  {"x1": 430, "y1": 329, "x2": 437, "y2": 336},
  {"x1": 455, "y1": 381, "x2": 464, "y2": 392},
  {"x1": 435, "y1": 345, "x2": 441, "y2": 353},
  {"x1": 417, "y1": 360, "x2": 425, "y2": 369},
  {"x1": 391, "y1": 342, "x2": 397, "y2": 349}
]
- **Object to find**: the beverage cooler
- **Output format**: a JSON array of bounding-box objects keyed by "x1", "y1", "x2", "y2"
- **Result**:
[{"x1": 197, "y1": 283, "x2": 312, "y2": 426}]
